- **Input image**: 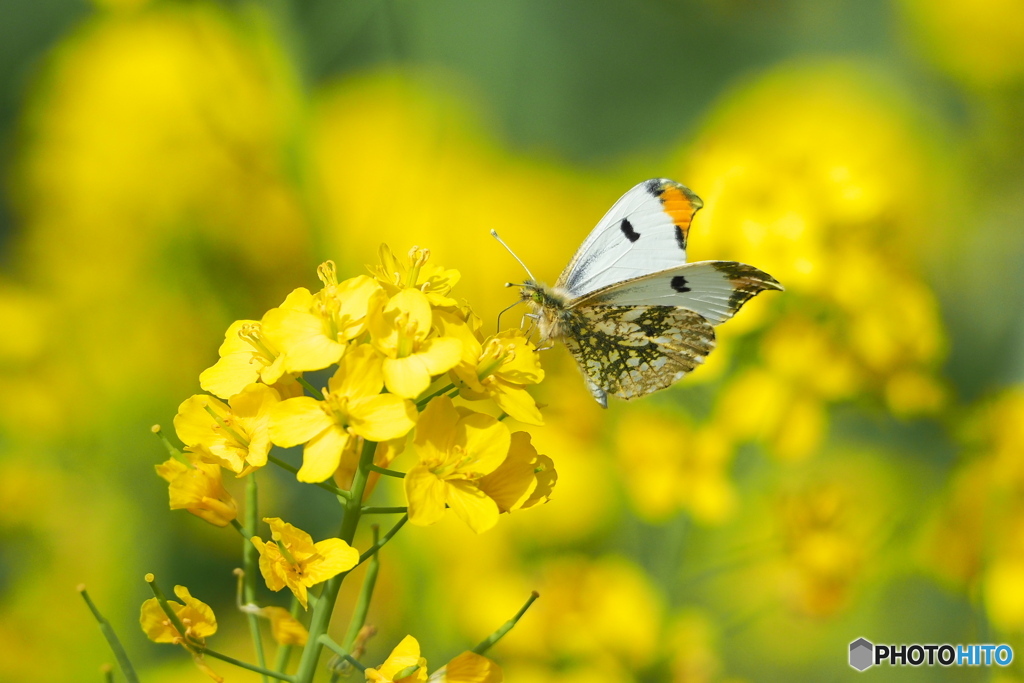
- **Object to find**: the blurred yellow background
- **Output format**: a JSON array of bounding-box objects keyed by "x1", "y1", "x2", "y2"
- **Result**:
[{"x1": 1, "y1": 0, "x2": 1023, "y2": 680}]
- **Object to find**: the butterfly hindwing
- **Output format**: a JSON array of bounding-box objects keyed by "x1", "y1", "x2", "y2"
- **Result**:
[
  {"x1": 555, "y1": 179, "x2": 702, "y2": 298},
  {"x1": 563, "y1": 306, "x2": 716, "y2": 406},
  {"x1": 572, "y1": 261, "x2": 784, "y2": 325}
]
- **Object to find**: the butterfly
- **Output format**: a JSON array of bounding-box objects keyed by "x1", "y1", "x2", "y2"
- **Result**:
[{"x1": 493, "y1": 178, "x2": 783, "y2": 407}]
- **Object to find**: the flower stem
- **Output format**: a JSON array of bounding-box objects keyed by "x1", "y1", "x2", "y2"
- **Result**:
[
  {"x1": 78, "y1": 586, "x2": 141, "y2": 683},
  {"x1": 357, "y1": 514, "x2": 407, "y2": 566},
  {"x1": 296, "y1": 376, "x2": 324, "y2": 401},
  {"x1": 293, "y1": 438, "x2": 377, "y2": 683},
  {"x1": 342, "y1": 526, "x2": 380, "y2": 652},
  {"x1": 317, "y1": 636, "x2": 365, "y2": 672},
  {"x1": 416, "y1": 383, "x2": 455, "y2": 408},
  {"x1": 151, "y1": 425, "x2": 189, "y2": 464},
  {"x1": 244, "y1": 474, "x2": 270, "y2": 683},
  {"x1": 361, "y1": 506, "x2": 408, "y2": 514},
  {"x1": 102, "y1": 663, "x2": 114, "y2": 683},
  {"x1": 202, "y1": 648, "x2": 295, "y2": 681},
  {"x1": 369, "y1": 464, "x2": 405, "y2": 478},
  {"x1": 472, "y1": 591, "x2": 540, "y2": 655},
  {"x1": 268, "y1": 454, "x2": 351, "y2": 499},
  {"x1": 230, "y1": 518, "x2": 248, "y2": 539}
]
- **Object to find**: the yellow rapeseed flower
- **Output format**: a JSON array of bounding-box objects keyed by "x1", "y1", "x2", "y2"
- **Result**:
[
  {"x1": 140, "y1": 584, "x2": 222, "y2": 681},
  {"x1": 428, "y1": 651, "x2": 503, "y2": 683},
  {"x1": 199, "y1": 306, "x2": 304, "y2": 401},
  {"x1": 260, "y1": 605, "x2": 308, "y2": 646},
  {"x1": 478, "y1": 432, "x2": 557, "y2": 514},
  {"x1": 370, "y1": 288, "x2": 463, "y2": 398},
  {"x1": 155, "y1": 454, "x2": 237, "y2": 526},
  {"x1": 365, "y1": 635, "x2": 428, "y2": 682},
  {"x1": 405, "y1": 396, "x2": 509, "y2": 533},
  {"x1": 438, "y1": 307, "x2": 545, "y2": 425},
  {"x1": 371, "y1": 244, "x2": 461, "y2": 307},
  {"x1": 140, "y1": 584, "x2": 218, "y2": 644},
  {"x1": 261, "y1": 262, "x2": 385, "y2": 374},
  {"x1": 174, "y1": 383, "x2": 281, "y2": 474},
  {"x1": 269, "y1": 344, "x2": 417, "y2": 482},
  {"x1": 251, "y1": 517, "x2": 359, "y2": 609}
]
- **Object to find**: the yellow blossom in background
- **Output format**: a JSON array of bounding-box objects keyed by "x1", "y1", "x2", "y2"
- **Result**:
[
  {"x1": 370, "y1": 288, "x2": 463, "y2": 398},
  {"x1": 901, "y1": 0, "x2": 1024, "y2": 88},
  {"x1": 140, "y1": 585, "x2": 217, "y2": 644},
  {"x1": 155, "y1": 454, "x2": 237, "y2": 526},
  {"x1": 260, "y1": 606, "x2": 308, "y2": 646},
  {"x1": 428, "y1": 651, "x2": 503, "y2": 683},
  {"x1": 251, "y1": 517, "x2": 359, "y2": 609},
  {"x1": 615, "y1": 411, "x2": 736, "y2": 524},
  {"x1": 269, "y1": 344, "x2": 416, "y2": 482},
  {"x1": 174, "y1": 383, "x2": 281, "y2": 474},
  {"x1": 406, "y1": 396, "x2": 511, "y2": 533},
  {"x1": 366, "y1": 635, "x2": 428, "y2": 683},
  {"x1": 372, "y1": 245, "x2": 461, "y2": 307},
  {"x1": 261, "y1": 263, "x2": 385, "y2": 374}
]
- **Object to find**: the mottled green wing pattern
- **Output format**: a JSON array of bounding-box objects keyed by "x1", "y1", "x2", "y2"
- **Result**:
[{"x1": 563, "y1": 306, "x2": 716, "y2": 406}]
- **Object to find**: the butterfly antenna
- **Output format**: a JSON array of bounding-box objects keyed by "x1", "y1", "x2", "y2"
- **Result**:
[
  {"x1": 490, "y1": 229, "x2": 536, "y2": 281},
  {"x1": 496, "y1": 298, "x2": 525, "y2": 332}
]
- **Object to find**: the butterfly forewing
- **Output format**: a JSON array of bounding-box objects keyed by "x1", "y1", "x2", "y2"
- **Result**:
[
  {"x1": 563, "y1": 306, "x2": 716, "y2": 406},
  {"x1": 572, "y1": 261, "x2": 784, "y2": 325},
  {"x1": 555, "y1": 179, "x2": 702, "y2": 298}
]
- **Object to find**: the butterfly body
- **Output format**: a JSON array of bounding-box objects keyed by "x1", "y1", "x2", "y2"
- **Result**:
[{"x1": 508, "y1": 179, "x2": 783, "y2": 407}]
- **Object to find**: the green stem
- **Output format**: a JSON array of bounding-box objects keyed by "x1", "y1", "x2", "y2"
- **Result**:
[
  {"x1": 357, "y1": 514, "x2": 407, "y2": 566},
  {"x1": 296, "y1": 376, "x2": 324, "y2": 401},
  {"x1": 342, "y1": 526, "x2": 380, "y2": 652},
  {"x1": 273, "y1": 597, "x2": 303, "y2": 673},
  {"x1": 230, "y1": 518, "x2": 248, "y2": 539},
  {"x1": 318, "y1": 635, "x2": 366, "y2": 673},
  {"x1": 202, "y1": 648, "x2": 295, "y2": 681},
  {"x1": 203, "y1": 404, "x2": 250, "y2": 447},
  {"x1": 293, "y1": 438, "x2": 377, "y2": 683},
  {"x1": 245, "y1": 475, "x2": 270, "y2": 683},
  {"x1": 151, "y1": 425, "x2": 186, "y2": 460},
  {"x1": 369, "y1": 465, "x2": 405, "y2": 478},
  {"x1": 416, "y1": 383, "x2": 455, "y2": 408},
  {"x1": 361, "y1": 506, "x2": 407, "y2": 514},
  {"x1": 79, "y1": 587, "x2": 141, "y2": 683},
  {"x1": 268, "y1": 454, "x2": 351, "y2": 499},
  {"x1": 102, "y1": 663, "x2": 114, "y2": 683},
  {"x1": 144, "y1": 575, "x2": 195, "y2": 650},
  {"x1": 472, "y1": 591, "x2": 540, "y2": 655}
]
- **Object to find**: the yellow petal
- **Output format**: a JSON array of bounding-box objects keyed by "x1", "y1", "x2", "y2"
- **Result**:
[
  {"x1": 298, "y1": 426, "x2": 350, "y2": 483},
  {"x1": 438, "y1": 651, "x2": 502, "y2": 683},
  {"x1": 328, "y1": 275, "x2": 385, "y2": 340},
  {"x1": 493, "y1": 331, "x2": 544, "y2": 384},
  {"x1": 349, "y1": 394, "x2": 417, "y2": 442},
  {"x1": 262, "y1": 606, "x2": 308, "y2": 646},
  {"x1": 263, "y1": 305, "x2": 345, "y2": 373},
  {"x1": 330, "y1": 343, "x2": 384, "y2": 399},
  {"x1": 140, "y1": 597, "x2": 181, "y2": 643},
  {"x1": 304, "y1": 538, "x2": 360, "y2": 584},
  {"x1": 413, "y1": 396, "x2": 459, "y2": 465},
  {"x1": 375, "y1": 635, "x2": 427, "y2": 681},
  {"x1": 155, "y1": 457, "x2": 189, "y2": 483},
  {"x1": 446, "y1": 480, "x2": 500, "y2": 533},
  {"x1": 415, "y1": 337, "x2": 463, "y2": 376},
  {"x1": 264, "y1": 517, "x2": 318, "y2": 557},
  {"x1": 388, "y1": 289, "x2": 433, "y2": 343},
  {"x1": 456, "y1": 412, "x2": 510, "y2": 476},
  {"x1": 477, "y1": 432, "x2": 538, "y2": 513},
  {"x1": 269, "y1": 397, "x2": 333, "y2": 448},
  {"x1": 252, "y1": 538, "x2": 288, "y2": 592},
  {"x1": 405, "y1": 465, "x2": 448, "y2": 527},
  {"x1": 522, "y1": 453, "x2": 557, "y2": 510},
  {"x1": 173, "y1": 585, "x2": 217, "y2": 637},
  {"x1": 199, "y1": 320, "x2": 261, "y2": 399},
  {"x1": 490, "y1": 379, "x2": 544, "y2": 426},
  {"x1": 383, "y1": 355, "x2": 434, "y2": 399}
]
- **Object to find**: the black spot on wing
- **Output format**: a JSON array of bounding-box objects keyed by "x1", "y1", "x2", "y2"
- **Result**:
[
  {"x1": 674, "y1": 225, "x2": 687, "y2": 251},
  {"x1": 645, "y1": 179, "x2": 665, "y2": 196},
  {"x1": 620, "y1": 218, "x2": 640, "y2": 243},
  {"x1": 671, "y1": 275, "x2": 691, "y2": 293}
]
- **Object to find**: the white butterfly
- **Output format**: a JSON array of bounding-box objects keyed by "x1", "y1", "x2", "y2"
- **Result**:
[{"x1": 495, "y1": 178, "x2": 783, "y2": 407}]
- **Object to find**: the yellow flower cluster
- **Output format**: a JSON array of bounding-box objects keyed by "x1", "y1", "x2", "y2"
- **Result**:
[{"x1": 366, "y1": 635, "x2": 501, "y2": 683}]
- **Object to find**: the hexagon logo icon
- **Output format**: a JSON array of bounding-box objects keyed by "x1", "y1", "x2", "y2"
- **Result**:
[{"x1": 850, "y1": 638, "x2": 874, "y2": 671}]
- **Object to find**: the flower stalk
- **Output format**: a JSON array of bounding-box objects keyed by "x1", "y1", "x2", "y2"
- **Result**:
[{"x1": 79, "y1": 586, "x2": 140, "y2": 683}]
